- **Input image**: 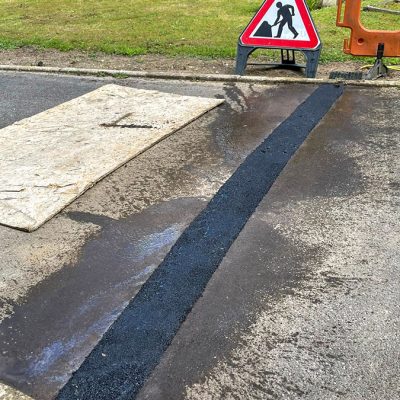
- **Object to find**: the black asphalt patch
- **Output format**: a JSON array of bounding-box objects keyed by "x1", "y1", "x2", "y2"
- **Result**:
[{"x1": 57, "y1": 84, "x2": 344, "y2": 400}]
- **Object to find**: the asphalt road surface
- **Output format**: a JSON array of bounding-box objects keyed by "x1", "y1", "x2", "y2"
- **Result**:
[{"x1": 0, "y1": 72, "x2": 399, "y2": 400}]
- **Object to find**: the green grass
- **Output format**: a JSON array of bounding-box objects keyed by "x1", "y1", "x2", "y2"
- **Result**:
[{"x1": 0, "y1": 0, "x2": 399, "y2": 62}]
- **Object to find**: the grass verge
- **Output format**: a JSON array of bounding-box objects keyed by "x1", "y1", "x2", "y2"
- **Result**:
[{"x1": 0, "y1": 0, "x2": 399, "y2": 62}]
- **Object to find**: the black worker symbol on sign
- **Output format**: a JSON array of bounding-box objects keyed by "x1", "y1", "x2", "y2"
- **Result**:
[{"x1": 254, "y1": 2, "x2": 299, "y2": 39}]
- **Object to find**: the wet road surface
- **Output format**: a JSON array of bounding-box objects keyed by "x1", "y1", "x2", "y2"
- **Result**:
[
  {"x1": 137, "y1": 87, "x2": 400, "y2": 400},
  {"x1": 0, "y1": 72, "x2": 314, "y2": 398},
  {"x1": 0, "y1": 73, "x2": 399, "y2": 400},
  {"x1": 57, "y1": 85, "x2": 343, "y2": 400}
]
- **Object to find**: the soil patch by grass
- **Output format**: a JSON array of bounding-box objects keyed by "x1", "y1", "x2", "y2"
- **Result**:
[{"x1": 1, "y1": 47, "x2": 400, "y2": 80}]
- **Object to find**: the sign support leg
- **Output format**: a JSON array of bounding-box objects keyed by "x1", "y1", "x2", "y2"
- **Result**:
[
  {"x1": 235, "y1": 44, "x2": 321, "y2": 78},
  {"x1": 302, "y1": 48, "x2": 321, "y2": 78},
  {"x1": 235, "y1": 43, "x2": 256, "y2": 75},
  {"x1": 281, "y1": 50, "x2": 296, "y2": 65}
]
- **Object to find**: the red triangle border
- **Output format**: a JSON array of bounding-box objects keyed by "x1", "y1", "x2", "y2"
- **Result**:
[{"x1": 240, "y1": 0, "x2": 320, "y2": 50}]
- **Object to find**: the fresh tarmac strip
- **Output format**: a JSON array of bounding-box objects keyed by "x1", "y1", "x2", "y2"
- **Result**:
[
  {"x1": 57, "y1": 84, "x2": 343, "y2": 400},
  {"x1": 0, "y1": 72, "x2": 399, "y2": 400},
  {"x1": 0, "y1": 73, "x2": 314, "y2": 399},
  {"x1": 138, "y1": 86, "x2": 400, "y2": 400}
]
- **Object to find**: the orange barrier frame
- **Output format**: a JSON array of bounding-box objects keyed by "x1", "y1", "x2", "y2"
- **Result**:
[{"x1": 336, "y1": 0, "x2": 400, "y2": 56}]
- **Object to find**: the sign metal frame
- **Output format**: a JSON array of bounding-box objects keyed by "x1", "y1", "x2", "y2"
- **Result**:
[{"x1": 235, "y1": 0, "x2": 322, "y2": 78}]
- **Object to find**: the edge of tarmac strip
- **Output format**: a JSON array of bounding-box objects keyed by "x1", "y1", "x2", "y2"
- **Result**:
[
  {"x1": 1, "y1": 64, "x2": 400, "y2": 87},
  {"x1": 56, "y1": 84, "x2": 344, "y2": 400}
]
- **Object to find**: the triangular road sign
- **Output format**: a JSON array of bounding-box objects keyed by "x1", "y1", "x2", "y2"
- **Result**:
[{"x1": 240, "y1": 0, "x2": 320, "y2": 50}]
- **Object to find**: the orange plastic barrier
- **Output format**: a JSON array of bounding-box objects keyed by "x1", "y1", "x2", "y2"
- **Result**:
[{"x1": 336, "y1": 0, "x2": 400, "y2": 56}]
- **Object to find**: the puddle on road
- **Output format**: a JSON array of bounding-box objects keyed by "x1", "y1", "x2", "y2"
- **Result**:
[{"x1": 0, "y1": 197, "x2": 206, "y2": 400}]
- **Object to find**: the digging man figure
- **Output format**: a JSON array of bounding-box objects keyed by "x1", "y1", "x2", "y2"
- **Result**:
[{"x1": 272, "y1": 2, "x2": 299, "y2": 39}]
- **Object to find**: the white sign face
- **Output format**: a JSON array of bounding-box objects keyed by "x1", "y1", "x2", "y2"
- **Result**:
[{"x1": 249, "y1": 0, "x2": 310, "y2": 41}]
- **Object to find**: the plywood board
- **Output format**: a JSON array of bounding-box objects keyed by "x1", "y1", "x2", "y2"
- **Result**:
[{"x1": 0, "y1": 84, "x2": 223, "y2": 231}]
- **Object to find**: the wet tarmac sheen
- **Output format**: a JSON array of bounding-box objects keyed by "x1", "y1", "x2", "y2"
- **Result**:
[
  {"x1": 0, "y1": 199, "x2": 206, "y2": 399},
  {"x1": 136, "y1": 87, "x2": 400, "y2": 400},
  {"x1": 57, "y1": 84, "x2": 343, "y2": 400},
  {"x1": 0, "y1": 77, "x2": 315, "y2": 399}
]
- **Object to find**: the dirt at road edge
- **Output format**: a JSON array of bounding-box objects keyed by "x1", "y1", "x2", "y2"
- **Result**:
[{"x1": 1, "y1": 46, "x2": 400, "y2": 80}]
